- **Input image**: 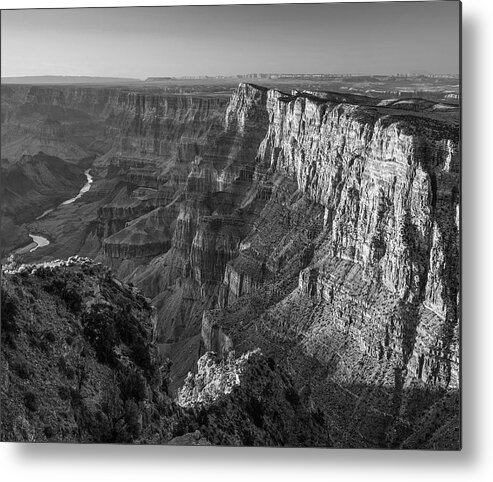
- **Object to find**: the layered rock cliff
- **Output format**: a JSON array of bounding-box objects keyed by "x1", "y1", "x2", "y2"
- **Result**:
[
  {"x1": 197, "y1": 84, "x2": 460, "y2": 448},
  {"x1": 4, "y1": 85, "x2": 228, "y2": 160},
  {"x1": 253, "y1": 89, "x2": 460, "y2": 387}
]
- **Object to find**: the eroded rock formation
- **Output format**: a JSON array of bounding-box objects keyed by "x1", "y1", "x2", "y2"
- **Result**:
[{"x1": 194, "y1": 84, "x2": 460, "y2": 448}]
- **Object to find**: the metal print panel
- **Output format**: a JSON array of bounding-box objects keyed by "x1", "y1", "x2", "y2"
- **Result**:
[{"x1": 0, "y1": 1, "x2": 461, "y2": 448}]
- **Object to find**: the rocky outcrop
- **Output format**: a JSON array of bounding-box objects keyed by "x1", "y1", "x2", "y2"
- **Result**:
[
  {"x1": 177, "y1": 349, "x2": 331, "y2": 446},
  {"x1": 201, "y1": 310, "x2": 234, "y2": 356},
  {"x1": 0, "y1": 259, "x2": 176, "y2": 443},
  {"x1": 224, "y1": 83, "x2": 269, "y2": 134},
  {"x1": 97, "y1": 186, "x2": 175, "y2": 239},
  {"x1": 190, "y1": 215, "x2": 245, "y2": 284},
  {"x1": 102, "y1": 204, "x2": 177, "y2": 260},
  {"x1": 219, "y1": 256, "x2": 265, "y2": 305}
]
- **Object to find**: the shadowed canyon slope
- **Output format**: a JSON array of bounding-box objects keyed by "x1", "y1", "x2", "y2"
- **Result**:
[
  {"x1": 1, "y1": 82, "x2": 460, "y2": 448},
  {"x1": 1, "y1": 258, "x2": 326, "y2": 445}
]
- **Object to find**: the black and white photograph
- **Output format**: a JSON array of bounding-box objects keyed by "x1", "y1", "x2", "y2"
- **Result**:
[{"x1": 1, "y1": 0, "x2": 462, "y2": 452}]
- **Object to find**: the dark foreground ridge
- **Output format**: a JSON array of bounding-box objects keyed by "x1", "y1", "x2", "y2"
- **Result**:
[{"x1": 1, "y1": 258, "x2": 331, "y2": 445}]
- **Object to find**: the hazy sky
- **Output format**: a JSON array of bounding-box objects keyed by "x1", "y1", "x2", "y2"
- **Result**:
[{"x1": 1, "y1": 2, "x2": 460, "y2": 78}]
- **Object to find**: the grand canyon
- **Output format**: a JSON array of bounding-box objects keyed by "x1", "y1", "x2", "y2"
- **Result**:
[
  {"x1": 0, "y1": 0, "x2": 462, "y2": 452},
  {"x1": 0, "y1": 74, "x2": 460, "y2": 448}
]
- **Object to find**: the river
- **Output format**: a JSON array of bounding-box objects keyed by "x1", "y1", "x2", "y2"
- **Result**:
[
  {"x1": 61, "y1": 169, "x2": 93, "y2": 205},
  {"x1": 16, "y1": 169, "x2": 94, "y2": 255},
  {"x1": 36, "y1": 169, "x2": 93, "y2": 220},
  {"x1": 28, "y1": 234, "x2": 50, "y2": 253}
]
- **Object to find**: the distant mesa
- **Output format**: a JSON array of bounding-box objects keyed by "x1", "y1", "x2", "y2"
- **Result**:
[
  {"x1": 145, "y1": 77, "x2": 174, "y2": 82},
  {"x1": 1, "y1": 75, "x2": 142, "y2": 85},
  {"x1": 1, "y1": 73, "x2": 459, "y2": 86}
]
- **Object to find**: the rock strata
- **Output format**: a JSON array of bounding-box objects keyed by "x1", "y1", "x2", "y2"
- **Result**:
[{"x1": 196, "y1": 84, "x2": 460, "y2": 448}]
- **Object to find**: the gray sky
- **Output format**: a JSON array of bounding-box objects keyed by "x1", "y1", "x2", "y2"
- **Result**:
[{"x1": 1, "y1": 2, "x2": 460, "y2": 78}]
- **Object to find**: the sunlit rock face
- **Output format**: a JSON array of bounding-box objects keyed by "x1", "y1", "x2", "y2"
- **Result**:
[
  {"x1": 258, "y1": 91, "x2": 459, "y2": 305},
  {"x1": 252, "y1": 89, "x2": 459, "y2": 388},
  {"x1": 196, "y1": 85, "x2": 459, "y2": 448},
  {"x1": 225, "y1": 83, "x2": 269, "y2": 134}
]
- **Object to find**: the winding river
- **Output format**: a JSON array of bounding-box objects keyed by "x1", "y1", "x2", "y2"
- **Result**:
[
  {"x1": 36, "y1": 169, "x2": 93, "y2": 220},
  {"x1": 17, "y1": 169, "x2": 94, "y2": 255},
  {"x1": 61, "y1": 169, "x2": 93, "y2": 205}
]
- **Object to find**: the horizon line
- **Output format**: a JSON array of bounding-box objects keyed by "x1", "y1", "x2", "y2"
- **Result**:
[{"x1": 1, "y1": 72, "x2": 461, "y2": 80}]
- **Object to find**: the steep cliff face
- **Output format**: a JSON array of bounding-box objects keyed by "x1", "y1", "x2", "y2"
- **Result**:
[
  {"x1": 254, "y1": 90, "x2": 459, "y2": 387},
  {"x1": 197, "y1": 85, "x2": 460, "y2": 448},
  {"x1": 258, "y1": 92, "x2": 459, "y2": 310},
  {"x1": 225, "y1": 83, "x2": 269, "y2": 134}
]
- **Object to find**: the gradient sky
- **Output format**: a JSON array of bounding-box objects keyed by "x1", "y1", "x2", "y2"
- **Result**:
[{"x1": 1, "y1": 2, "x2": 460, "y2": 78}]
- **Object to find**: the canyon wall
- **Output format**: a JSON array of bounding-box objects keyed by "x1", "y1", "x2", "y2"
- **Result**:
[
  {"x1": 198, "y1": 84, "x2": 460, "y2": 448},
  {"x1": 1, "y1": 85, "x2": 229, "y2": 164},
  {"x1": 253, "y1": 88, "x2": 460, "y2": 386}
]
